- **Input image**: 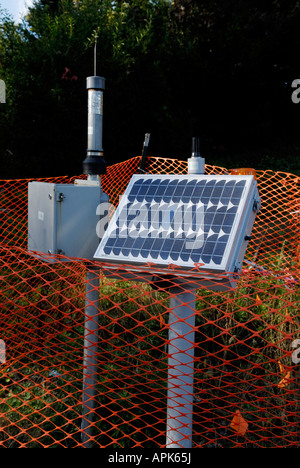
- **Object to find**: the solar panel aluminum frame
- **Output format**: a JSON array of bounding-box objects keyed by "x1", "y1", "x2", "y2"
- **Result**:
[{"x1": 94, "y1": 174, "x2": 260, "y2": 290}]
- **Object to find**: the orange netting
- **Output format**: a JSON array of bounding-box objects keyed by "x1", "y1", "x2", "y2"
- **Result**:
[{"x1": 0, "y1": 156, "x2": 299, "y2": 448}]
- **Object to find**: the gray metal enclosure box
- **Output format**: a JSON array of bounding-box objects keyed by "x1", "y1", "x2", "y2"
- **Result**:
[{"x1": 28, "y1": 182, "x2": 102, "y2": 260}]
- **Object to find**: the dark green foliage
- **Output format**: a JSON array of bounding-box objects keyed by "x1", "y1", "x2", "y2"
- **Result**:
[{"x1": 0, "y1": 0, "x2": 300, "y2": 178}]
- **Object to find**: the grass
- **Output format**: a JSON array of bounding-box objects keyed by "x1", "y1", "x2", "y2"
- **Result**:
[{"x1": 0, "y1": 236, "x2": 299, "y2": 447}]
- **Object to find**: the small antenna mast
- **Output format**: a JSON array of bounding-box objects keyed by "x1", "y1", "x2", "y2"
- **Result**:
[{"x1": 94, "y1": 35, "x2": 98, "y2": 76}]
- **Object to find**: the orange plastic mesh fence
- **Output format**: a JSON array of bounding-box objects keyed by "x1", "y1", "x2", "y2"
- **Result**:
[{"x1": 0, "y1": 156, "x2": 299, "y2": 448}]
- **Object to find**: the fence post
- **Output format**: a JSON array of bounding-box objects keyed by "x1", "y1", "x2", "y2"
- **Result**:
[
  {"x1": 81, "y1": 267, "x2": 100, "y2": 448},
  {"x1": 166, "y1": 287, "x2": 196, "y2": 448}
]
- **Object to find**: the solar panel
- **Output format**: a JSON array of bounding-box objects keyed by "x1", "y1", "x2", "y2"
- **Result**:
[{"x1": 94, "y1": 174, "x2": 260, "y2": 289}]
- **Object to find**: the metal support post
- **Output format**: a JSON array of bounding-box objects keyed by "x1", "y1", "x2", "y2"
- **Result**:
[
  {"x1": 166, "y1": 286, "x2": 196, "y2": 448},
  {"x1": 81, "y1": 268, "x2": 100, "y2": 448}
]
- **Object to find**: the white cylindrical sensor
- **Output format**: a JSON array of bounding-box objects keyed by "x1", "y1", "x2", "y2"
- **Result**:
[
  {"x1": 87, "y1": 76, "x2": 104, "y2": 156},
  {"x1": 83, "y1": 76, "x2": 106, "y2": 176},
  {"x1": 188, "y1": 137, "x2": 205, "y2": 175}
]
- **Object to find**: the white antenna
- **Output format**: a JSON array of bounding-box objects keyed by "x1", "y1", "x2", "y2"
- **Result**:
[{"x1": 94, "y1": 36, "x2": 98, "y2": 76}]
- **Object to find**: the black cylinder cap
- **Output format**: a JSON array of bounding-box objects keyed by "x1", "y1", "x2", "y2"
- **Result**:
[{"x1": 83, "y1": 153, "x2": 107, "y2": 175}]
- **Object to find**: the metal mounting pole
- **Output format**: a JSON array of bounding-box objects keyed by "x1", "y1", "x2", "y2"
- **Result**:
[
  {"x1": 165, "y1": 136, "x2": 204, "y2": 447},
  {"x1": 81, "y1": 268, "x2": 100, "y2": 448},
  {"x1": 166, "y1": 286, "x2": 196, "y2": 448},
  {"x1": 81, "y1": 68, "x2": 107, "y2": 446}
]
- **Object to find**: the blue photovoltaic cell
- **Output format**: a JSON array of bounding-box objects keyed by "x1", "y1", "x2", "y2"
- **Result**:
[{"x1": 94, "y1": 174, "x2": 251, "y2": 271}]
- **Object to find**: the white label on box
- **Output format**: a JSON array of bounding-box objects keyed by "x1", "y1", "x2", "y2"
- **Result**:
[{"x1": 38, "y1": 211, "x2": 44, "y2": 221}]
